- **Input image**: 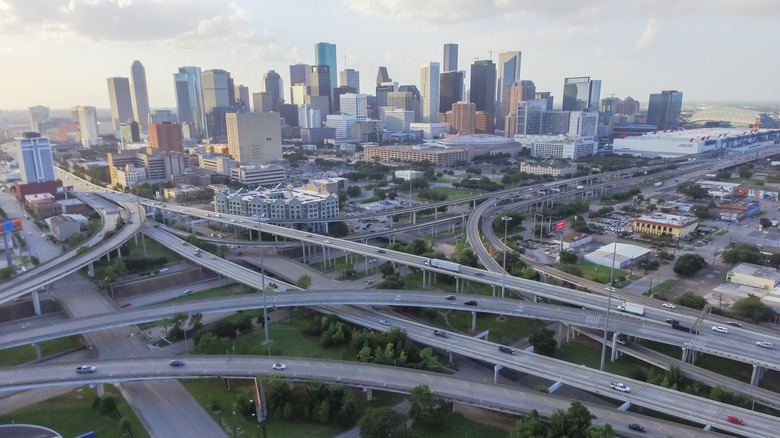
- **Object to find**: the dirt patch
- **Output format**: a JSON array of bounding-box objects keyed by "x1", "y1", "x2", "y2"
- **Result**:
[{"x1": 452, "y1": 403, "x2": 518, "y2": 431}]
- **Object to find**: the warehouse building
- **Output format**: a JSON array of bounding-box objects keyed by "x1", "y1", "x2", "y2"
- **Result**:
[
  {"x1": 584, "y1": 243, "x2": 651, "y2": 269},
  {"x1": 727, "y1": 263, "x2": 780, "y2": 290}
]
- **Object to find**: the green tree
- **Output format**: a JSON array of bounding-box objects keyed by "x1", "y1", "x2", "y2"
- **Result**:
[
  {"x1": 529, "y1": 327, "x2": 557, "y2": 356},
  {"x1": 662, "y1": 366, "x2": 686, "y2": 390},
  {"x1": 417, "y1": 347, "x2": 439, "y2": 370},
  {"x1": 559, "y1": 250, "x2": 577, "y2": 264},
  {"x1": 409, "y1": 384, "x2": 436, "y2": 426},
  {"x1": 329, "y1": 221, "x2": 350, "y2": 237},
  {"x1": 760, "y1": 217, "x2": 773, "y2": 229},
  {"x1": 358, "y1": 406, "x2": 407, "y2": 438},
  {"x1": 732, "y1": 293, "x2": 776, "y2": 323},
  {"x1": 546, "y1": 401, "x2": 595, "y2": 438},
  {"x1": 673, "y1": 254, "x2": 707, "y2": 277},
  {"x1": 675, "y1": 291, "x2": 708, "y2": 310},
  {"x1": 508, "y1": 410, "x2": 546, "y2": 438},
  {"x1": 738, "y1": 164, "x2": 753, "y2": 179},
  {"x1": 297, "y1": 274, "x2": 312, "y2": 289}
]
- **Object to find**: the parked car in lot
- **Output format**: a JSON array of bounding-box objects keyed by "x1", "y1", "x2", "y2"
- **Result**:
[
  {"x1": 628, "y1": 423, "x2": 647, "y2": 432},
  {"x1": 76, "y1": 365, "x2": 96, "y2": 374},
  {"x1": 498, "y1": 346, "x2": 515, "y2": 355},
  {"x1": 433, "y1": 330, "x2": 449, "y2": 338},
  {"x1": 610, "y1": 382, "x2": 630, "y2": 392},
  {"x1": 712, "y1": 326, "x2": 729, "y2": 334},
  {"x1": 169, "y1": 360, "x2": 185, "y2": 367},
  {"x1": 756, "y1": 341, "x2": 773, "y2": 349}
]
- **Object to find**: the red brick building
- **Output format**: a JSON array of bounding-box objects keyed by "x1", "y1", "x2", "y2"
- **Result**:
[{"x1": 149, "y1": 122, "x2": 184, "y2": 152}]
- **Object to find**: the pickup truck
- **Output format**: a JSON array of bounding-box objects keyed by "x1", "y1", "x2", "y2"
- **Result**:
[{"x1": 610, "y1": 382, "x2": 630, "y2": 392}]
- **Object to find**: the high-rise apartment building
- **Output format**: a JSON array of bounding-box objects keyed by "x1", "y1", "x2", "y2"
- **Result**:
[
  {"x1": 469, "y1": 60, "x2": 496, "y2": 114},
  {"x1": 340, "y1": 69, "x2": 360, "y2": 92},
  {"x1": 310, "y1": 65, "x2": 332, "y2": 114},
  {"x1": 107, "y1": 77, "x2": 134, "y2": 131},
  {"x1": 262, "y1": 70, "x2": 284, "y2": 111},
  {"x1": 17, "y1": 134, "x2": 55, "y2": 184},
  {"x1": 174, "y1": 66, "x2": 206, "y2": 138},
  {"x1": 72, "y1": 106, "x2": 100, "y2": 147},
  {"x1": 130, "y1": 61, "x2": 151, "y2": 128},
  {"x1": 496, "y1": 51, "x2": 521, "y2": 129},
  {"x1": 148, "y1": 122, "x2": 184, "y2": 152},
  {"x1": 562, "y1": 76, "x2": 601, "y2": 112},
  {"x1": 314, "y1": 42, "x2": 337, "y2": 101},
  {"x1": 226, "y1": 112, "x2": 282, "y2": 165},
  {"x1": 615, "y1": 96, "x2": 640, "y2": 116},
  {"x1": 439, "y1": 71, "x2": 464, "y2": 114},
  {"x1": 340, "y1": 93, "x2": 368, "y2": 122},
  {"x1": 647, "y1": 90, "x2": 683, "y2": 130},
  {"x1": 420, "y1": 62, "x2": 440, "y2": 123},
  {"x1": 28, "y1": 106, "x2": 49, "y2": 132},
  {"x1": 443, "y1": 43, "x2": 458, "y2": 72}
]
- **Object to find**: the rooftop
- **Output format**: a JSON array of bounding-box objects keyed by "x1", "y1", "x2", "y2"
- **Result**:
[
  {"x1": 730, "y1": 263, "x2": 780, "y2": 281},
  {"x1": 635, "y1": 213, "x2": 698, "y2": 227}
]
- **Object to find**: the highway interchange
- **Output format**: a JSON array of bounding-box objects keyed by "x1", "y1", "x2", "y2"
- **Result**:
[{"x1": 2, "y1": 146, "x2": 780, "y2": 436}]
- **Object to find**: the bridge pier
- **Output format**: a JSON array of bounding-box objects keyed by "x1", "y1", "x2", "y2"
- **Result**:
[
  {"x1": 610, "y1": 333, "x2": 620, "y2": 362},
  {"x1": 141, "y1": 232, "x2": 147, "y2": 256},
  {"x1": 33, "y1": 342, "x2": 41, "y2": 360},
  {"x1": 455, "y1": 277, "x2": 459, "y2": 293},
  {"x1": 412, "y1": 211, "x2": 416, "y2": 224},
  {"x1": 471, "y1": 311, "x2": 477, "y2": 331},
  {"x1": 106, "y1": 251, "x2": 110, "y2": 262},
  {"x1": 493, "y1": 364, "x2": 502, "y2": 383},
  {"x1": 88, "y1": 262, "x2": 95, "y2": 277},
  {"x1": 96, "y1": 383, "x2": 104, "y2": 397},
  {"x1": 117, "y1": 246, "x2": 121, "y2": 258},
  {"x1": 751, "y1": 364, "x2": 766, "y2": 386},
  {"x1": 448, "y1": 351, "x2": 453, "y2": 363},
  {"x1": 555, "y1": 323, "x2": 567, "y2": 345},
  {"x1": 363, "y1": 388, "x2": 373, "y2": 401},
  {"x1": 32, "y1": 290, "x2": 41, "y2": 315}
]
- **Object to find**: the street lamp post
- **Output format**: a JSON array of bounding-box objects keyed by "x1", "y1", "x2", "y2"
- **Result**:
[
  {"x1": 501, "y1": 216, "x2": 512, "y2": 299},
  {"x1": 257, "y1": 220, "x2": 269, "y2": 344},
  {"x1": 599, "y1": 239, "x2": 619, "y2": 371}
]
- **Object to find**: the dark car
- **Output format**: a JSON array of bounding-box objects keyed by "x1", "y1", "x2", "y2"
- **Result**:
[
  {"x1": 169, "y1": 360, "x2": 185, "y2": 367},
  {"x1": 377, "y1": 249, "x2": 386, "y2": 254},
  {"x1": 474, "y1": 272, "x2": 485, "y2": 277},
  {"x1": 464, "y1": 300, "x2": 478, "y2": 306},
  {"x1": 628, "y1": 423, "x2": 646, "y2": 432},
  {"x1": 433, "y1": 330, "x2": 449, "y2": 338},
  {"x1": 445, "y1": 295, "x2": 456, "y2": 300},
  {"x1": 725, "y1": 321, "x2": 742, "y2": 327},
  {"x1": 498, "y1": 346, "x2": 515, "y2": 355}
]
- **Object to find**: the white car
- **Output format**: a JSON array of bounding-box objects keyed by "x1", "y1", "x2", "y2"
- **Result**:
[
  {"x1": 662, "y1": 303, "x2": 676, "y2": 308},
  {"x1": 610, "y1": 382, "x2": 630, "y2": 392},
  {"x1": 756, "y1": 341, "x2": 773, "y2": 349},
  {"x1": 712, "y1": 326, "x2": 729, "y2": 334},
  {"x1": 324, "y1": 240, "x2": 332, "y2": 244},
  {"x1": 76, "y1": 365, "x2": 96, "y2": 374},
  {"x1": 604, "y1": 286, "x2": 616, "y2": 292},
  {"x1": 272, "y1": 363, "x2": 286, "y2": 370},
  {"x1": 379, "y1": 320, "x2": 391, "y2": 326},
  {"x1": 159, "y1": 268, "x2": 169, "y2": 273}
]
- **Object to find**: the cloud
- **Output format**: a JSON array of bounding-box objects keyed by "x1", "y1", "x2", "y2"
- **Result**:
[
  {"x1": 635, "y1": 19, "x2": 658, "y2": 51},
  {"x1": 0, "y1": 0, "x2": 277, "y2": 53}
]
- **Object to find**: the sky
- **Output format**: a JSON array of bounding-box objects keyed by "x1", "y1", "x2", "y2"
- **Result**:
[{"x1": 1, "y1": 0, "x2": 778, "y2": 111}]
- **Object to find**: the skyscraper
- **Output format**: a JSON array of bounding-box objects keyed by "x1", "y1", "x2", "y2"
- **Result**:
[
  {"x1": 647, "y1": 90, "x2": 683, "y2": 130},
  {"x1": 226, "y1": 112, "x2": 282, "y2": 165},
  {"x1": 535, "y1": 92, "x2": 554, "y2": 111},
  {"x1": 130, "y1": 61, "x2": 151, "y2": 129},
  {"x1": 314, "y1": 42, "x2": 337, "y2": 101},
  {"x1": 202, "y1": 69, "x2": 232, "y2": 110},
  {"x1": 174, "y1": 66, "x2": 206, "y2": 138},
  {"x1": 17, "y1": 134, "x2": 55, "y2": 184},
  {"x1": 340, "y1": 69, "x2": 360, "y2": 92},
  {"x1": 376, "y1": 67, "x2": 390, "y2": 86},
  {"x1": 148, "y1": 122, "x2": 184, "y2": 152},
  {"x1": 333, "y1": 86, "x2": 357, "y2": 113},
  {"x1": 469, "y1": 60, "x2": 496, "y2": 114},
  {"x1": 28, "y1": 106, "x2": 49, "y2": 132},
  {"x1": 451, "y1": 101, "x2": 476, "y2": 134},
  {"x1": 420, "y1": 62, "x2": 440, "y2": 123},
  {"x1": 289, "y1": 64, "x2": 311, "y2": 86},
  {"x1": 262, "y1": 70, "x2": 284, "y2": 111},
  {"x1": 340, "y1": 94, "x2": 368, "y2": 122},
  {"x1": 496, "y1": 51, "x2": 521, "y2": 129},
  {"x1": 443, "y1": 43, "x2": 458, "y2": 72},
  {"x1": 616, "y1": 96, "x2": 640, "y2": 116},
  {"x1": 310, "y1": 65, "x2": 332, "y2": 114},
  {"x1": 562, "y1": 76, "x2": 601, "y2": 111},
  {"x1": 107, "y1": 77, "x2": 134, "y2": 131},
  {"x1": 234, "y1": 85, "x2": 250, "y2": 111},
  {"x1": 72, "y1": 106, "x2": 100, "y2": 147},
  {"x1": 439, "y1": 71, "x2": 464, "y2": 114}
]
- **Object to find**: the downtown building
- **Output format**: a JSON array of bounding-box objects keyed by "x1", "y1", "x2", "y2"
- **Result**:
[
  {"x1": 108, "y1": 148, "x2": 187, "y2": 187},
  {"x1": 226, "y1": 112, "x2": 282, "y2": 165}
]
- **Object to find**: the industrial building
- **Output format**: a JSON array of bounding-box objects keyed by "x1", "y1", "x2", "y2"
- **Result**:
[
  {"x1": 727, "y1": 263, "x2": 780, "y2": 290},
  {"x1": 584, "y1": 242, "x2": 650, "y2": 269},
  {"x1": 612, "y1": 127, "x2": 780, "y2": 158},
  {"x1": 632, "y1": 213, "x2": 699, "y2": 238}
]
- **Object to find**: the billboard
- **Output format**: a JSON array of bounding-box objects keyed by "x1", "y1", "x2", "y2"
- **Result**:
[
  {"x1": 555, "y1": 220, "x2": 566, "y2": 231},
  {"x1": 0, "y1": 219, "x2": 23, "y2": 236}
]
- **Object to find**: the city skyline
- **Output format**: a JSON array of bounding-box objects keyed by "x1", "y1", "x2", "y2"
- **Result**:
[{"x1": 1, "y1": 0, "x2": 778, "y2": 110}]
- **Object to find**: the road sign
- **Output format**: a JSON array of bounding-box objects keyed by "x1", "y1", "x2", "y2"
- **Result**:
[
  {"x1": 0, "y1": 218, "x2": 22, "y2": 236},
  {"x1": 555, "y1": 220, "x2": 566, "y2": 230}
]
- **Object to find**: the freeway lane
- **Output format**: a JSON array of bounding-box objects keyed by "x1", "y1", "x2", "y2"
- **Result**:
[{"x1": 0, "y1": 356, "x2": 738, "y2": 438}]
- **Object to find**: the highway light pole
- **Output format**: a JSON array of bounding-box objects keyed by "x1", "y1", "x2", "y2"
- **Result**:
[
  {"x1": 257, "y1": 220, "x2": 269, "y2": 344},
  {"x1": 501, "y1": 216, "x2": 512, "y2": 299},
  {"x1": 599, "y1": 239, "x2": 619, "y2": 371}
]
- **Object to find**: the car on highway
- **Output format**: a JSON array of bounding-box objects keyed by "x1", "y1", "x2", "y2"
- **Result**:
[
  {"x1": 498, "y1": 346, "x2": 515, "y2": 355},
  {"x1": 169, "y1": 360, "x2": 185, "y2": 367},
  {"x1": 628, "y1": 423, "x2": 647, "y2": 432},
  {"x1": 726, "y1": 415, "x2": 744, "y2": 425},
  {"x1": 725, "y1": 321, "x2": 742, "y2": 327},
  {"x1": 324, "y1": 240, "x2": 332, "y2": 244},
  {"x1": 662, "y1": 303, "x2": 676, "y2": 308},
  {"x1": 756, "y1": 341, "x2": 773, "y2": 349},
  {"x1": 445, "y1": 295, "x2": 456, "y2": 300},
  {"x1": 76, "y1": 365, "x2": 96, "y2": 374},
  {"x1": 712, "y1": 326, "x2": 729, "y2": 334},
  {"x1": 159, "y1": 268, "x2": 169, "y2": 273},
  {"x1": 433, "y1": 330, "x2": 449, "y2": 338},
  {"x1": 272, "y1": 363, "x2": 286, "y2": 370},
  {"x1": 604, "y1": 286, "x2": 616, "y2": 292},
  {"x1": 183, "y1": 289, "x2": 193, "y2": 295},
  {"x1": 377, "y1": 249, "x2": 386, "y2": 254},
  {"x1": 379, "y1": 320, "x2": 391, "y2": 326},
  {"x1": 120, "y1": 303, "x2": 132, "y2": 308},
  {"x1": 307, "y1": 234, "x2": 312, "y2": 237},
  {"x1": 474, "y1": 271, "x2": 485, "y2": 277},
  {"x1": 610, "y1": 382, "x2": 630, "y2": 392},
  {"x1": 269, "y1": 282, "x2": 278, "y2": 289},
  {"x1": 464, "y1": 300, "x2": 478, "y2": 306},
  {"x1": 210, "y1": 255, "x2": 217, "y2": 260}
]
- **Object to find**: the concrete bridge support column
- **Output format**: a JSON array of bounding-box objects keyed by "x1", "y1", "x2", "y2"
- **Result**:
[
  {"x1": 455, "y1": 277, "x2": 459, "y2": 294},
  {"x1": 96, "y1": 383, "x2": 104, "y2": 397},
  {"x1": 471, "y1": 311, "x2": 477, "y2": 332},
  {"x1": 106, "y1": 251, "x2": 110, "y2": 262},
  {"x1": 33, "y1": 343, "x2": 41, "y2": 360},
  {"x1": 448, "y1": 351, "x2": 453, "y2": 363},
  {"x1": 324, "y1": 222, "x2": 329, "y2": 234},
  {"x1": 751, "y1": 365, "x2": 766, "y2": 386},
  {"x1": 32, "y1": 290, "x2": 41, "y2": 316},
  {"x1": 555, "y1": 323, "x2": 566, "y2": 345},
  {"x1": 141, "y1": 233, "x2": 147, "y2": 256},
  {"x1": 493, "y1": 364, "x2": 501, "y2": 384},
  {"x1": 610, "y1": 334, "x2": 619, "y2": 362},
  {"x1": 88, "y1": 262, "x2": 95, "y2": 277},
  {"x1": 413, "y1": 211, "x2": 417, "y2": 225},
  {"x1": 116, "y1": 246, "x2": 121, "y2": 258},
  {"x1": 364, "y1": 388, "x2": 373, "y2": 401}
]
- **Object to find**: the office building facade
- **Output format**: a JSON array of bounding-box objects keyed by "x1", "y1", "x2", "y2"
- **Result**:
[
  {"x1": 72, "y1": 106, "x2": 100, "y2": 147},
  {"x1": 17, "y1": 134, "x2": 55, "y2": 184},
  {"x1": 148, "y1": 122, "x2": 184, "y2": 152},
  {"x1": 310, "y1": 65, "x2": 332, "y2": 114},
  {"x1": 174, "y1": 66, "x2": 207, "y2": 138},
  {"x1": 130, "y1": 60, "x2": 151, "y2": 128},
  {"x1": 314, "y1": 42, "x2": 337, "y2": 101},
  {"x1": 29, "y1": 106, "x2": 49, "y2": 132},
  {"x1": 262, "y1": 70, "x2": 284, "y2": 111},
  {"x1": 340, "y1": 69, "x2": 359, "y2": 92},
  {"x1": 470, "y1": 60, "x2": 496, "y2": 114},
  {"x1": 226, "y1": 112, "x2": 282, "y2": 165},
  {"x1": 443, "y1": 43, "x2": 458, "y2": 72},
  {"x1": 340, "y1": 93, "x2": 368, "y2": 121},
  {"x1": 562, "y1": 76, "x2": 601, "y2": 111},
  {"x1": 107, "y1": 77, "x2": 134, "y2": 131},
  {"x1": 420, "y1": 61, "x2": 440, "y2": 123},
  {"x1": 439, "y1": 71, "x2": 464, "y2": 114},
  {"x1": 496, "y1": 51, "x2": 521, "y2": 129},
  {"x1": 647, "y1": 90, "x2": 683, "y2": 130},
  {"x1": 202, "y1": 69, "x2": 233, "y2": 110}
]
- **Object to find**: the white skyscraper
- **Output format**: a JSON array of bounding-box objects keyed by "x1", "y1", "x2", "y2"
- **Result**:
[
  {"x1": 339, "y1": 93, "x2": 367, "y2": 121},
  {"x1": 298, "y1": 104, "x2": 322, "y2": 129},
  {"x1": 420, "y1": 62, "x2": 440, "y2": 123},
  {"x1": 72, "y1": 106, "x2": 100, "y2": 147},
  {"x1": 496, "y1": 51, "x2": 522, "y2": 129},
  {"x1": 107, "y1": 77, "x2": 134, "y2": 131},
  {"x1": 130, "y1": 61, "x2": 151, "y2": 129}
]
